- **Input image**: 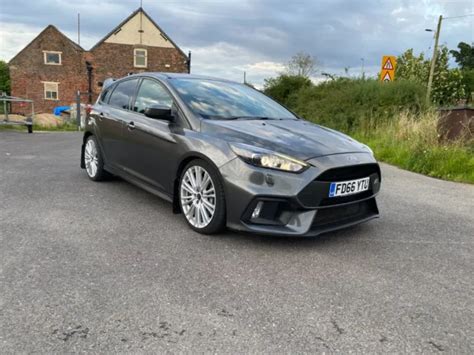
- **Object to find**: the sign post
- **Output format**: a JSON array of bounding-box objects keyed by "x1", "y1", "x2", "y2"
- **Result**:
[{"x1": 379, "y1": 55, "x2": 397, "y2": 82}]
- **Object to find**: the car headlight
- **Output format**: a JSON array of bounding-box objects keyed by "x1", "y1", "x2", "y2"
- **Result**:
[{"x1": 229, "y1": 143, "x2": 308, "y2": 173}]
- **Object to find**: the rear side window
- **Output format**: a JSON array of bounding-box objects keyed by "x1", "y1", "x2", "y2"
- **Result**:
[
  {"x1": 99, "y1": 87, "x2": 112, "y2": 103},
  {"x1": 108, "y1": 79, "x2": 138, "y2": 110},
  {"x1": 133, "y1": 79, "x2": 173, "y2": 114}
]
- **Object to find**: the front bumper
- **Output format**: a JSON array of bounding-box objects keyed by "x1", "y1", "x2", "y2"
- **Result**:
[{"x1": 220, "y1": 152, "x2": 381, "y2": 237}]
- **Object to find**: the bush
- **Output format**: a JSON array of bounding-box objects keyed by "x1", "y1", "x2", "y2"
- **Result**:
[
  {"x1": 263, "y1": 75, "x2": 312, "y2": 108},
  {"x1": 0, "y1": 60, "x2": 10, "y2": 95},
  {"x1": 292, "y1": 78, "x2": 428, "y2": 132}
]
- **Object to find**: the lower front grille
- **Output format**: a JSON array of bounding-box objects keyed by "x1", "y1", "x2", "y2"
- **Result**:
[
  {"x1": 311, "y1": 198, "x2": 378, "y2": 230},
  {"x1": 315, "y1": 163, "x2": 380, "y2": 182}
]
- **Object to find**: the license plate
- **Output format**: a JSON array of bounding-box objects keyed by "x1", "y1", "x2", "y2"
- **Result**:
[{"x1": 329, "y1": 177, "x2": 370, "y2": 198}]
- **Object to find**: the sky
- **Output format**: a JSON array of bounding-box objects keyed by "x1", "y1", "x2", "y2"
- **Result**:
[{"x1": 0, "y1": 0, "x2": 473, "y2": 86}]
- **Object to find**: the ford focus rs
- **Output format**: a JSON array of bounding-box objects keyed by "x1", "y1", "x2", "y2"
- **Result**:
[{"x1": 81, "y1": 73, "x2": 381, "y2": 236}]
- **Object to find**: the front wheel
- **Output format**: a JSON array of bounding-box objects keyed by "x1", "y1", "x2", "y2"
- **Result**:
[
  {"x1": 179, "y1": 160, "x2": 226, "y2": 234},
  {"x1": 83, "y1": 135, "x2": 110, "y2": 181}
]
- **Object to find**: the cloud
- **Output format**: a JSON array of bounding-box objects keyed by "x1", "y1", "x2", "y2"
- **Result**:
[{"x1": 0, "y1": 0, "x2": 472, "y2": 86}]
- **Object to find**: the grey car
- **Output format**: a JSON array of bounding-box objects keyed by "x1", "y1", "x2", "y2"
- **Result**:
[{"x1": 81, "y1": 73, "x2": 381, "y2": 236}]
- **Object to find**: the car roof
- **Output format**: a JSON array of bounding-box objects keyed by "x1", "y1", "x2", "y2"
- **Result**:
[{"x1": 125, "y1": 72, "x2": 236, "y2": 83}]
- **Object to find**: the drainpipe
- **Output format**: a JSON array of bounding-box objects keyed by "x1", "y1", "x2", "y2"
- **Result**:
[{"x1": 86, "y1": 61, "x2": 93, "y2": 104}]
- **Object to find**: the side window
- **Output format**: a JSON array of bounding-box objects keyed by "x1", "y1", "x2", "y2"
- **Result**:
[
  {"x1": 108, "y1": 79, "x2": 138, "y2": 110},
  {"x1": 133, "y1": 79, "x2": 173, "y2": 114}
]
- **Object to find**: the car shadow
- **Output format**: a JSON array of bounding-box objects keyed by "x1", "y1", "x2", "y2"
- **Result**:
[
  {"x1": 213, "y1": 222, "x2": 377, "y2": 250},
  {"x1": 96, "y1": 175, "x2": 380, "y2": 251}
]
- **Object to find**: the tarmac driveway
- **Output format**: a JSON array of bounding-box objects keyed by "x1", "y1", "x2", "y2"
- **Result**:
[{"x1": 0, "y1": 131, "x2": 473, "y2": 352}]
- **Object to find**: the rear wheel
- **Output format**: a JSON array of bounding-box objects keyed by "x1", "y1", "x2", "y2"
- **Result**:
[
  {"x1": 179, "y1": 160, "x2": 226, "y2": 234},
  {"x1": 83, "y1": 135, "x2": 109, "y2": 181}
]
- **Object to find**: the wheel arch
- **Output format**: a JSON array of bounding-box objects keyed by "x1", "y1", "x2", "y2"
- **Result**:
[
  {"x1": 80, "y1": 131, "x2": 94, "y2": 169},
  {"x1": 172, "y1": 152, "x2": 223, "y2": 214}
]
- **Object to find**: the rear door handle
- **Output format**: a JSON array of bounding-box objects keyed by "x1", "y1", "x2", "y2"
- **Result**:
[{"x1": 127, "y1": 121, "x2": 136, "y2": 130}]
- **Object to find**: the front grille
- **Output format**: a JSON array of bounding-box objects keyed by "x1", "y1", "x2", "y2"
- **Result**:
[
  {"x1": 316, "y1": 163, "x2": 380, "y2": 182},
  {"x1": 311, "y1": 198, "x2": 378, "y2": 230},
  {"x1": 297, "y1": 167, "x2": 379, "y2": 208}
]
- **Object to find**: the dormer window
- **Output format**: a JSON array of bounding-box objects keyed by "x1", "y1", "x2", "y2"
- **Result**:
[
  {"x1": 134, "y1": 49, "x2": 147, "y2": 68},
  {"x1": 44, "y1": 51, "x2": 62, "y2": 65}
]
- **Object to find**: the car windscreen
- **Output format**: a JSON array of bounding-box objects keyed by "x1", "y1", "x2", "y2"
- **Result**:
[{"x1": 169, "y1": 78, "x2": 298, "y2": 120}]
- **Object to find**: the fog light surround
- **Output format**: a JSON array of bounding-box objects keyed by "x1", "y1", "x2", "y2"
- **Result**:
[{"x1": 243, "y1": 198, "x2": 295, "y2": 226}]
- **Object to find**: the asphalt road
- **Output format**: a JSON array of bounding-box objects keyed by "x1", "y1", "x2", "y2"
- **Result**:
[{"x1": 0, "y1": 131, "x2": 473, "y2": 353}]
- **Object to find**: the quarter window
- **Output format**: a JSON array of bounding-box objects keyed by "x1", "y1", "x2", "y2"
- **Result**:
[
  {"x1": 99, "y1": 87, "x2": 112, "y2": 104},
  {"x1": 43, "y1": 51, "x2": 62, "y2": 65},
  {"x1": 108, "y1": 79, "x2": 138, "y2": 110},
  {"x1": 43, "y1": 82, "x2": 59, "y2": 100},
  {"x1": 134, "y1": 49, "x2": 147, "y2": 68},
  {"x1": 133, "y1": 79, "x2": 173, "y2": 114}
]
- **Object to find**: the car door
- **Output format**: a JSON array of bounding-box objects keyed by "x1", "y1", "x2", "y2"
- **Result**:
[
  {"x1": 90, "y1": 85, "x2": 121, "y2": 167},
  {"x1": 121, "y1": 78, "x2": 178, "y2": 192},
  {"x1": 101, "y1": 78, "x2": 140, "y2": 170}
]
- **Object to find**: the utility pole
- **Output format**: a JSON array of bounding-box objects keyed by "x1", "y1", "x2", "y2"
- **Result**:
[{"x1": 426, "y1": 15, "x2": 442, "y2": 104}]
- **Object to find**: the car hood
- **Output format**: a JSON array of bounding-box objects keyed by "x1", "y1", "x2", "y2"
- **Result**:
[{"x1": 201, "y1": 119, "x2": 370, "y2": 160}]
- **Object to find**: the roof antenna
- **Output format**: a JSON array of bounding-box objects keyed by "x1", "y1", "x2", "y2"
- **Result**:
[{"x1": 77, "y1": 13, "x2": 80, "y2": 46}]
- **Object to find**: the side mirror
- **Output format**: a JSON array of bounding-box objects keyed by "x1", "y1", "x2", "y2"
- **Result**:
[{"x1": 144, "y1": 104, "x2": 173, "y2": 121}]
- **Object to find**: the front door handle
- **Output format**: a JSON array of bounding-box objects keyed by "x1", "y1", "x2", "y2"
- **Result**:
[{"x1": 127, "y1": 121, "x2": 136, "y2": 130}]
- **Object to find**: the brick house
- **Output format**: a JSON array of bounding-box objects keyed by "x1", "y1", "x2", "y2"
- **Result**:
[{"x1": 9, "y1": 7, "x2": 189, "y2": 114}]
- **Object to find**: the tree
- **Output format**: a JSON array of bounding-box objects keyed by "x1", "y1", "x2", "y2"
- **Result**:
[
  {"x1": 450, "y1": 42, "x2": 474, "y2": 102},
  {"x1": 396, "y1": 47, "x2": 465, "y2": 105},
  {"x1": 450, "y1": 42, "x2": 474, "y2": 70},
  {"x1": 285, "y1": 52, "x2": 318, "y2": 78},
  {"x1": 0, "y1": 60, "x2": 10, "y2": 95}
]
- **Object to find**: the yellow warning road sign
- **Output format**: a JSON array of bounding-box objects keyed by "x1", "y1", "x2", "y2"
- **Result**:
[
  {"x1": 381, "y1": 71, "x2": 392, "y2": 82},
  {"x1": 380, "y1": 55, "x2": 396, "y2": 82}
]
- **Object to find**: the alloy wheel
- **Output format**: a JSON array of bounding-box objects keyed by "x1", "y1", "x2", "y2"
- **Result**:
[
  {"x1": 180, "y1": 165, "x2": 216, "y2": 228},
  {"x1": 84, "y1": 139, "x2": 99, "y2": 178}
]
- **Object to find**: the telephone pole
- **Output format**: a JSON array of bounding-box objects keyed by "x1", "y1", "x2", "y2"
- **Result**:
[{"x1": 426, "y1": 15, "x2": 442, "y2": 104}]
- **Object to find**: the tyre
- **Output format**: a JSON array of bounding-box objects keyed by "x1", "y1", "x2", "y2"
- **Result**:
[
  {"x1": 179, "y1": 159, "x2": 226, "y2": 234},
  {"x1": 83, "y1": 135, "x2": 110, "y2": 181}
]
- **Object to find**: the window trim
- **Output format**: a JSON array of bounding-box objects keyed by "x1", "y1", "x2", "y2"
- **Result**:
[
  {"x1": 43, "y1": 51, "x2": 62, "y2": 65},
  {"x1": 42, "y1": 81, "x2": 59, "y2": 100},
  {"x1": 134, "y1": 48, "x2": 147, "y2": 68}
]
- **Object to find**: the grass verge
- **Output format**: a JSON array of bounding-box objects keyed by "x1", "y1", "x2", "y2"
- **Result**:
[{"x1": 352, "y1": 111, "x2": 474, "y2": 184}]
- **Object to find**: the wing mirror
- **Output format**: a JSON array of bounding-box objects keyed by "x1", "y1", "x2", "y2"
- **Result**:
[{"x1": 144, "y1": 104, "x2": 173, "y2": 121}]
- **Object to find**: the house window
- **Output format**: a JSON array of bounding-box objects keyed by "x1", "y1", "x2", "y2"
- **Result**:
[
  {"x1": 43, "y1": 51, "x2": 62, "y2": 65},
  {"x1": 43, "y1": 82, "x2": 59, "y2": 100},
  {"x1": 134, "y1": 49, "x2": 147, "y2": 68}
]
